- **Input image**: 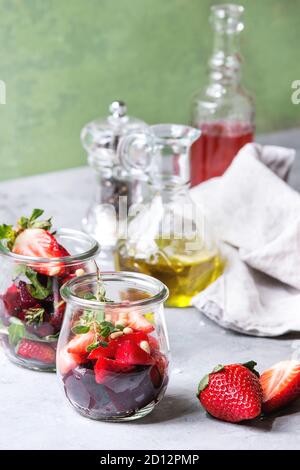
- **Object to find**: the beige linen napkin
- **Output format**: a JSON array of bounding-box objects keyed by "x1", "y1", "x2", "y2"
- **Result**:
[{"x1": 191, "y1": 143, "x2": 298, "y2": 336}]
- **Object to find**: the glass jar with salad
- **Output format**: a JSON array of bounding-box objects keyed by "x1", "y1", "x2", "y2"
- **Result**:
[
  {"x1": 0, "y1": 209, "x2": 99, "y2": 371},
  {"x1": 57, "y1": 271, "x2": 169, "y2": 421}
]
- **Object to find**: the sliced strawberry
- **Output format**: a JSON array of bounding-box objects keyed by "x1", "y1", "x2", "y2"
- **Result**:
[
  {"x1": 58, "y1": 345, "x2": 86, "y2": 375},
  {"x1": 67, "y1": 330, "x2": 95, "y2": 356},
  {"x1": 115, "y1": 339, "x2": 154, "y2": 366},
  {"x1": 94, "y1": 356, "x2": 134, "y2": 384},
  {"x1": 87, "y1": 332, "x2": 149, "y2": 361},
  {"x1": 88, "y1": 341, "x2": 117, "y2": 360},
  {"x1": 260, "y1": 360, "x2": 300, "y2": 413},
  {"x1": 127, "y1": 310, "x2": 155, "y2": 333},
  {"x1": 16, "y1": 338, "x2": 55, "y2": 364},
  {"x1": 118, "y1": 331, "x2": 148, "y2": 344},
  {"x1": 12, "y1": 228, "x2": 70, "y2": 276}
]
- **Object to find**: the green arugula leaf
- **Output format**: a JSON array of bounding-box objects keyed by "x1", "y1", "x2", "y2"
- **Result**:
[
  {"x1": 25, "y1": 267, "x2": 52, "y2": 300},
  {"x1": 8, "y1": 317, "x2": 25, "y2": 346}
]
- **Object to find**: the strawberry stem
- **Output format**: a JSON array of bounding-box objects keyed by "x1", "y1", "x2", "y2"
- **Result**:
[{"x1": 242, "y1": 360, "x2": 260, "y2": 377}]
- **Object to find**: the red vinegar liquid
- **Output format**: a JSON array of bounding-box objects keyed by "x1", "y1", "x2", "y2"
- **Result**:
[{"x1": 190, "y1": 121, "x2": 254, "y2": 186}]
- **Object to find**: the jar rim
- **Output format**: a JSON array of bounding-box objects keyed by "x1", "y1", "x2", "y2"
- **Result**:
[
  {"x1": 60, "y1": 271, "x2": 169, "y2": 309},
  {"x1": 0, "y1": 228, "x2": 100, "y2": 265}
]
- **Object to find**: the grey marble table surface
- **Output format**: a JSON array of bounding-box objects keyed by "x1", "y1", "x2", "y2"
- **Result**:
[{"x1": 0, "y1": 129, "x2": 300, "y2": 450}]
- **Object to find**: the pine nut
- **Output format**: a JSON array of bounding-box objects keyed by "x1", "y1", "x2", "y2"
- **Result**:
[
  {"x1": 139, "y1": 340, "x2": 150, "y2": 354},
  {"x1": 123, "y1": 327, "x2": 133, "y2": 335},
  {"x1": 110, "y1": 331, "x2": 124, "y2": 340},
  {"x1": 115, "y1": 319, "x2": 127, "y2": 328},
  {"x1": 75, "y1": 268, "x2": 85, "y2": 277}
]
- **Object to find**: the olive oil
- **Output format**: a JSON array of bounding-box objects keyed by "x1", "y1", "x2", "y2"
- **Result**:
[{"x1": 115, "y1": 238, "x2": 225, "y2": 307}]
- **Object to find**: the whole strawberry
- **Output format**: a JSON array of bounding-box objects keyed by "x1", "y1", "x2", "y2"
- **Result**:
[{"x1": 197, "y1": 361, "x2": 263, "y2": 423}]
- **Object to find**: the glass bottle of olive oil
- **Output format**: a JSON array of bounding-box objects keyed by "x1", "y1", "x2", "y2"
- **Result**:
[
  {"x1": 115, "y1": 237, "x2": 224, "y2": 307},
  {"x1": 115, "y1": 124, "x2": 225, "y2": 308}
]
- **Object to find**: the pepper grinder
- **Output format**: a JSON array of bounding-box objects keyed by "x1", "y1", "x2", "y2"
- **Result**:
[{"x1": 80, "y1": 101, "x2": 147, "y2": 266}]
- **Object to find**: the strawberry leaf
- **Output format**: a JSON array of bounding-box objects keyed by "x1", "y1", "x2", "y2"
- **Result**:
[
  {"x1": 18, "y1": 209, "x2": 52, "y2": 231},
  {"x1": 198, "y1": 374, "x2": 210, "y2": 394},
  {"x1": 29, "y1": 209, "x2": 44, "y2": 222},
  {"x1": 212, "y1": 364, "x2": 224, "y2": 373},
  {"x1": 242, "y1": 360, "x2": 260, "y2": 377},
  {"x1": 0, "y1": 224, "x2": 17, "y2": 250},
  {"x1": 30, "y1": 219, "x2": 52, "y2": 230}
]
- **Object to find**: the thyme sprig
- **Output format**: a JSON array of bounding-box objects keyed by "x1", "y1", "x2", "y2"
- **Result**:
[{"x1": 71, "y1": 264, "x2": 116, "y2": 352}]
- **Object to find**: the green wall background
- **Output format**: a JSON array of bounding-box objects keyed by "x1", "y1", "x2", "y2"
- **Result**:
[{"x1": 0, "y1": 0, "x2": 299, "y2": 181}]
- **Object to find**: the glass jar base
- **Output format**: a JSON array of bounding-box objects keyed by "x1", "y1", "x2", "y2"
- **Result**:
[
  {"x1": 71, "y1": 400, "x2": 157, "y2": 422},
  {"x1": 3, "y1": 347, "x2": 56, "y2": 372}
]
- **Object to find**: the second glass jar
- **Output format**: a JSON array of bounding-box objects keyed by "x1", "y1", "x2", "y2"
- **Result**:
[{"x1": 0, "y1": 229, "x2": 99, "y2": 371}]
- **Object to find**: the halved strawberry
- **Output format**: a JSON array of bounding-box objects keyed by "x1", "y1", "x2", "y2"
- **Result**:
[
  {"x1": 260, "y1": 360, "x2": 300, "y2": 413},
  {"x1": 94, "y1": 356, "x2": 134, "y2": 384},
  {"x1": 16, "y1": 338, "x2": 55, "y2": 364},
  {"x1": 57, "y1": 345, "x2": 86, "y2": 375},
  {"x1": 67, "y1": 330, "x2": 95, "y2": 356},
  {"x1": 127, "y1": 310, "x2": 155, "y2": 333},
  {"x1": 115, "y1": 339, "x2": 154, "y2": 366},
  {"x1": 12, "y1": 228, "x2": 70, "y2": 276}
]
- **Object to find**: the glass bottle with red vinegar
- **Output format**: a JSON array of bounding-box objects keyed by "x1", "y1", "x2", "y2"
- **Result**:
[{"x1": 191, "y1": 4, "x2": 255, "y2": 186}]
